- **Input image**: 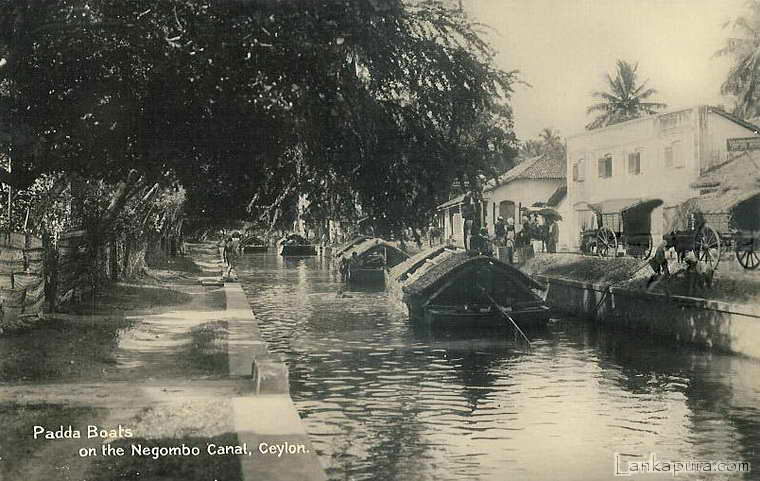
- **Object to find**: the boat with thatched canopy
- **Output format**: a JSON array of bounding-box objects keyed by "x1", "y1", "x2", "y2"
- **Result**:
[
  {"x1": 333, "y1": 235, "x2": 369, "y2": 259},
  {"x1": 241, "y1": 235, "x2": 269, "y2": 253},
  {"x1": 278, "y1": 234, "x2": 317, "y2": 256},
  {"x1": 387, "y1": 247, "x2": 550, "y2": 329},
  {"x1": 333, "y1": 238, "x2": 409, "y2": 284}
]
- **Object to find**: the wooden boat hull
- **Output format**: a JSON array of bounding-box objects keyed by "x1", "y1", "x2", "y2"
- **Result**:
[
  {"x1": 347, "y1": 268, "x2": 385, "y2": 285},
  {"x1": 280, "y1": 245, "x2": 317, "y2": 256},
  {"x1": 243, "y1": 245, "x2": 269, "y2": 253},
  {"x1": 420, "y1": 304, "x2": 550, "y2": 330}
]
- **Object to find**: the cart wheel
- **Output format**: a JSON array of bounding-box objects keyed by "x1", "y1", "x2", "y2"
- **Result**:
[
  {"x1": 596, "y1": 227, "x2": 617, "y2": 257},
  {"x1": 695, "y1": 225, "x2": 721, "y2": 270},
  {"x1": 736, "y1": 247, "x2": 760, "y2": 270}
]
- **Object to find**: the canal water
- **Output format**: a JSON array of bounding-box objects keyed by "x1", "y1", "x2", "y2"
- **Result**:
[{"x1": 237, "y1": 254, "x2": 760, "y2": 481}]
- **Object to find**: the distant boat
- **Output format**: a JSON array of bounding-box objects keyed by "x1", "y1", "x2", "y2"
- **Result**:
[
  {"x1": 387, "y1": 247, "x2": 550, "y2": 329},
  {"x1": 278, "y1": 234, "x2": 317, "y2": 256},
  {"x1": 334, "y1": 238, "x2": 409, "y2": 285},
  {"x1": 241, "y1": 235, "x2": 269, "y2": 253}
]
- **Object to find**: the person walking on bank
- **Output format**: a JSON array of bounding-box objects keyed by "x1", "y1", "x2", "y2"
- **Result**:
[
  {"x1": 494, "y1": 216, "x2": 506, "y2": 247},
  {"x1": 547, "y1": 219, "x2": 559, "y2": 253},
  {"x1": 461, "y1": 193, "x2": 475, "y2": 250},
  {"x1": 223, "y1": 236, "x2": 239, "y2": 280}
]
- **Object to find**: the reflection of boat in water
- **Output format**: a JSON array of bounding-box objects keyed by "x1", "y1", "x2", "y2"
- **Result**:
[
  {"x1": 333, "y1": 238, "x2": 409, "y2": 285},
  {"x1": 387, "y1": 247, "x2": 550, "y2": 329},
  {"x1": 241, "y1": 235, "x2": 269, "y2": 253},
  {"x1": 278, "y1": 234, "x2": 317, "y2": 256}
]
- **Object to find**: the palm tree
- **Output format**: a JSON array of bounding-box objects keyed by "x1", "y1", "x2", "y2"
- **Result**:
[
  {"x1": 716, "y1": 1, "x2": 760, "y2": 119},
  {"x1": 586, "y1": 60, "x2": 667, "y2": 130}
]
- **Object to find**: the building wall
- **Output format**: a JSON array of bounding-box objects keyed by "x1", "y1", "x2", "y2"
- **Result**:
[
  {"x1": 704, "y1": 112, "x2": 758, "y2": 172},
  {"x1": 566, "y1": 106, "x2": 756, "y2": 249},
  {"x1": 439, "y1": 205, "x2": 463, "y2": 246}
]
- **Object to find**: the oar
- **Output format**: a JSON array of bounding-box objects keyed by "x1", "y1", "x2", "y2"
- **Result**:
[{"x1": 479, "y1": 287, "x2": 532, "y2": 350}]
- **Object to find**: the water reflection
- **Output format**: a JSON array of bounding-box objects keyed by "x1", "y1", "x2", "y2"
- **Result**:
[{"x1": 238, "y1": 254, "x2": 759, "y2": 481}]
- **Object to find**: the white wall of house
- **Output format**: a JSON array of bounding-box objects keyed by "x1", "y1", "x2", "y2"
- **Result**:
[
  {"x1": 704, "y1": 112, "x2": 758, "y2": 171},
  {"x1": 439, "y1": 205, "x2": 464, "y2": 247},
  {"x1": 566, "y1": 106, "x2": 757, "y2": 250}
]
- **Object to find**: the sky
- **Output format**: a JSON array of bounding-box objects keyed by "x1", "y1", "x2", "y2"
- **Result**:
[{"x1": 465, "y1": 0, "x2": 746, "y2": 142}]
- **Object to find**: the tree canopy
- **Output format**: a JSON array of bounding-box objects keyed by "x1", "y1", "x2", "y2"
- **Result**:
[
  {"x1": 1, "y1": 0, "x2": 520, "y2": 237},
  {"x1": 519, "y1": 127, "x2": 565, "y2": 161},
  {"x1": 716, "y1": 0, "x2": 760, "y2": 119},
  {"x1": 585, "y1": 60, "x2": 666, "y2": 130}
]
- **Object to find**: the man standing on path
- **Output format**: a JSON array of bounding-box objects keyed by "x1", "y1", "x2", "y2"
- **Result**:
[
  {"x1": 224, "y1": 236, "x2": 240, "y2": 280},
  {"x1": 461, "y1": 193, "x2": 474, "y2": 250},
  {"x1": 494, "y1": 216, "x2": 506, "y2": 247}
]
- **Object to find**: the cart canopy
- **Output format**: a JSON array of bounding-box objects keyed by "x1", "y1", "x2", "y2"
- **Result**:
[{"x1": 588, "y1": 198, "x2": 663, "y2": 215}]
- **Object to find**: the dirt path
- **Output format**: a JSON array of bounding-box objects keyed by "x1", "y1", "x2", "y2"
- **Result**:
[{"x1": 0, "y1": 243, "x2": 249, "y2": 481}]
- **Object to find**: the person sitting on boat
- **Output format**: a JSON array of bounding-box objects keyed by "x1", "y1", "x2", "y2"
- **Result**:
[{"x1": 470, "y1": 228, "x2": 493, "y2": 257}]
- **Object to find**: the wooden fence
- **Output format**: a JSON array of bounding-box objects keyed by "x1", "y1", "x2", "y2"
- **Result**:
[{"x1": 0, "y1": 232, "x2": 45, "y2": 329}]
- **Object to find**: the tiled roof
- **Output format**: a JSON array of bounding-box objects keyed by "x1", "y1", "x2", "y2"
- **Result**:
[
  {"x1": 436, "y1": 193, "x2": 466, "y2": 210},
  {"x1": 484, "y1": 154, "x2": 566, "y2": 192}
]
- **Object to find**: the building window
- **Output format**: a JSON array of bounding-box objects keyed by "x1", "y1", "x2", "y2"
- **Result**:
[
  {"x1": 664, "y1": 145, "x2": 673, "y2": 168},
  {"x1": 598, "y1": 154, "x2": 612, "y2": 178},
  {"x1": 664, "y1": 141, "x2": 684, "y2": 168},
  {"x1": 672, "y1": 141, "x2": 684, "y2": 168},
  {"x1": 628, "y1": 151, "x2": 641, "y2": 175},
  {"x1": 572, "y1": 158, "x2": 585, "y2": 182}
]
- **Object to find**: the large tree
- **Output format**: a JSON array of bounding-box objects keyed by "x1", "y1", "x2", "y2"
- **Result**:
[
  {"x1": 585, "y1": 60, "x2": 666, "y2": 130},
  {"x1": 716, "y1": 0, "x2": 760, "y2": 119},
  {"x1": 1, "y1": 0, "x2": 519, "y2": 238}
]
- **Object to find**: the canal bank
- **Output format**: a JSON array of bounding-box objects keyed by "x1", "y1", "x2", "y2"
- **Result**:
[
  {"x1": 0, "y1": 242, "x2": 327, "y2": 481},
  {"x1": 523, "y1": 253, "x2": 760, "y2": 359}
]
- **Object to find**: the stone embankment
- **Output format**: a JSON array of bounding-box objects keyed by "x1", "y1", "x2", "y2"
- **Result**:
[
  {"x1": 522, "y1": 253, "x2": 760, "y2": 359},
  {"x1": 0, "y1": 242, "x2": 326, "y2": 481}
]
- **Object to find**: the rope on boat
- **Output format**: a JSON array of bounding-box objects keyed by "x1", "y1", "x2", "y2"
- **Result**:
[{"x1": 479, "y1": 287, "x2": 532, "y2": 350}]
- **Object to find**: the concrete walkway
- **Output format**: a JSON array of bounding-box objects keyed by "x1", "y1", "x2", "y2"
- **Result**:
[{"x1": 0, "y1": 243, "x2": 327, "y2": 481}]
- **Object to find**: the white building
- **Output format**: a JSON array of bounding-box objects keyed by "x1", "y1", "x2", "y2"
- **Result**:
[
  {"x1": 566, "y1": 105, "x2": 760, "y2": 250},
  {"x1": 436, "y1": 154, "x2": 567, "y2": 248}
]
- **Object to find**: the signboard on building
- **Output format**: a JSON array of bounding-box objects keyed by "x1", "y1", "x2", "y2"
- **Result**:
[{"x1": 727, "y1": 137, "x2": 760, "y2": 152}]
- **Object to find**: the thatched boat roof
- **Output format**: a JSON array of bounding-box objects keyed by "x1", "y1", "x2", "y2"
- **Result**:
[
  {"x1": 400, "y1": 252, "x2": 543, "y2": 298},
  {"x1": 387, "y1": 246, "x2": 453, "y2": 282},
  {"x1": 334, "y1": 238, "x2": 408, "y2": 262},
  {"x1": 334, "y1": 235, "x2": 369, "y2": 257}
]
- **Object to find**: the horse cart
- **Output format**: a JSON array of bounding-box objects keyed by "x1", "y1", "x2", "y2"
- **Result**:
[
  {"x1": 664, "y1": 190, "x2": 760, "y2": 270},
  {"x1": 578, "y1": 198, "x2": 663, "y2": 258}
]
